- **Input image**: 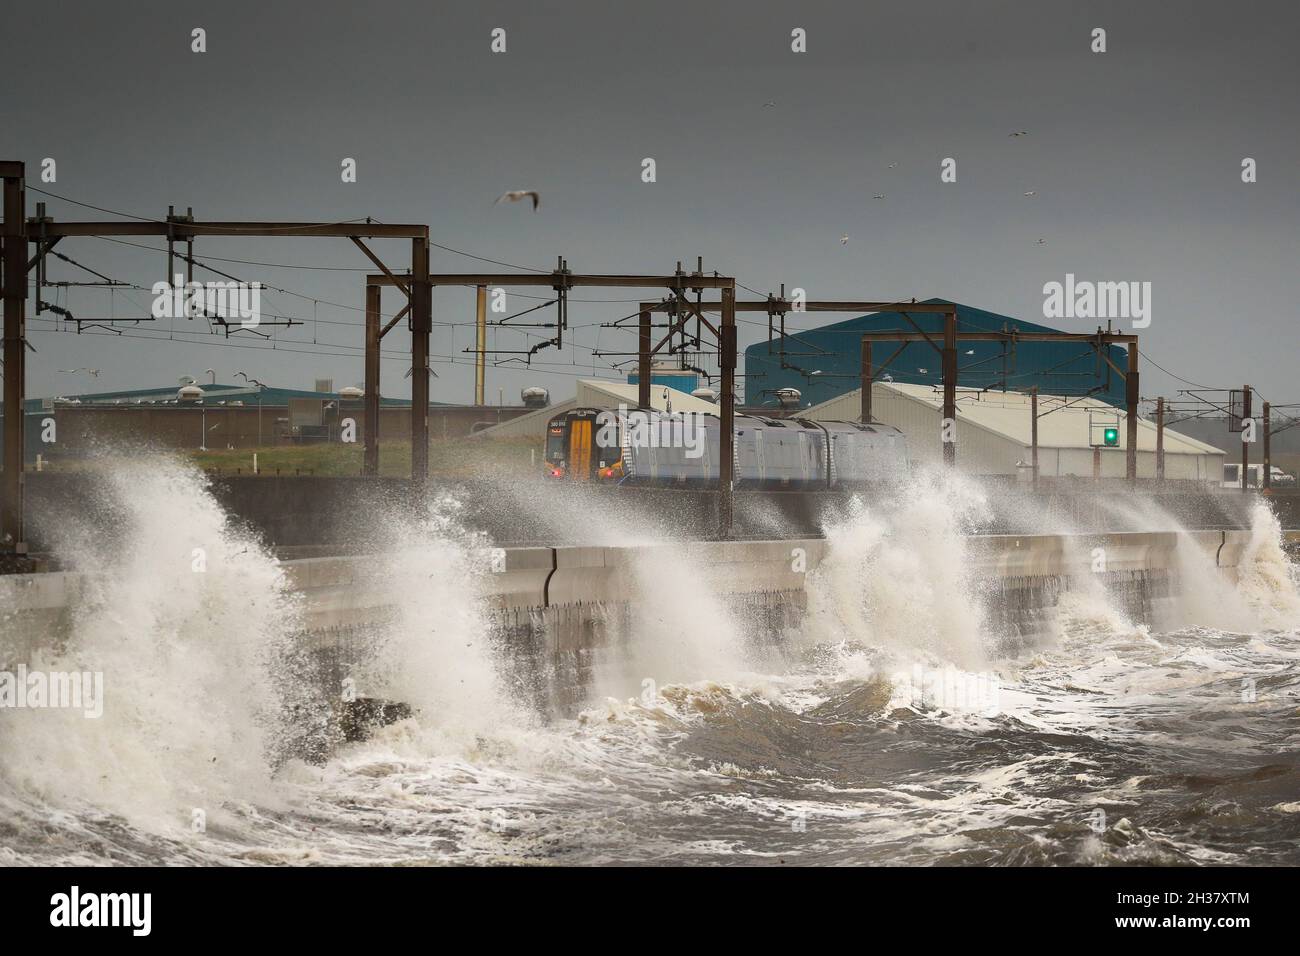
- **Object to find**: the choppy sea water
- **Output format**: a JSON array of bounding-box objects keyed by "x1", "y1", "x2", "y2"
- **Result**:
[{"x1": 2, "y1": 465, "x2": 1297, "y2": 866}]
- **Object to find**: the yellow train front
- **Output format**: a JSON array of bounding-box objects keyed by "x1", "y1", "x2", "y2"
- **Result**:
[
  {"x1": 544, "y1": 408, "x2": 627, "y2": 482},
  {"x1": 543, "y1": 406, "x2": 908, "y2": 488}
]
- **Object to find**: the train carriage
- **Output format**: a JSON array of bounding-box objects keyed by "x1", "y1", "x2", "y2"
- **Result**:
[{"x1": 544, "y1": 406, "x2": 908, "y2": 488}]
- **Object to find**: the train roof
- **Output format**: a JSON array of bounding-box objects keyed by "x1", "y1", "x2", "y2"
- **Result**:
[{"x1": 553, "y1": 406, "x2": 902, "y2": 434}]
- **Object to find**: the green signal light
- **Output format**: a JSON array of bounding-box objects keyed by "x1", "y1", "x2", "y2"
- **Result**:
[{"x1": 1103, "y1": 427, "x2": 1119, "y2": 446}]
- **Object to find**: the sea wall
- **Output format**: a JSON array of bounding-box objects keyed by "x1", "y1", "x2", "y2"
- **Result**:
[{"x1": 2, "y1": 530, "x2": 1251, "y2": 720}]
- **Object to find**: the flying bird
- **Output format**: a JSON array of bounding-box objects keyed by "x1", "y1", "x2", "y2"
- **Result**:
[
  {"x1": 888, "y1": 162, "x2": 898, "y2": 168},
  {"x1": 1035, "y1": 238, "x2": 1047, "y2": 244},
  {"x1": 763, "y1": 101, "x2": 777, "y2": 108},
  {"x1": 1010, "y1": 130, "x2": 1029, "y2": 137},
  {"x1": 840, "y1": 234, "x2": 850, "y2": 245},
  {"x1": 494, "y1": 190, "x2": 540, "y2": 210},
  {"x1": 965, "y1": 349, "x2": 975, "y2": 355},
  {"x1": 872, "y1": 194, "x2": 885, "y2": 200},
  {"x1": 1023, "y1": 190, "x2": 1037, "y2": 197}
]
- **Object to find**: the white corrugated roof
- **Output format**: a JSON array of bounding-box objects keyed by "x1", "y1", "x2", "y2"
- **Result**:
[
  {"x1": 471, "y1": 379, "x2": 719, "y2": 438},
  {"x1": 469, "y1": 397, "x2": 578, "y2": 438},
  {"x1": 575, "y1": 379, "x2": 720, "y2": 415},
  {"x1": 807, "y1": 382, "x2": 1222, "y2": 455}
]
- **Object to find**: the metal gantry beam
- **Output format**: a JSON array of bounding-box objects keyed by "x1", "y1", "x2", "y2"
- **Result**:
[
  {"x1": 368, "y1": 273, "x2": 736, "y2": 290},
  {"x1": 856, "y1": 330, "x2": 1138, "y2": 344},
  {"x1": 36, "y1": 221, "x2": 428, "y2": 239}
]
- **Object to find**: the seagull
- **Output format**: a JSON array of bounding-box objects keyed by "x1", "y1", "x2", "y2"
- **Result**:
[
  {"x1": 888, "y1": 162, "x2": 898, "y2": 168},
  {"x1": 918, "y1": 368, "x2": 929, "y2": 374},
  {"x1": 1024, "y1": 190, "x2": 1037, "y2": 197},
  {"x1": 1010, "y1": 130, "x2": 1029, "y2": 137},
  {"x1": 965, "y1": 349, "x2": 975, "y2": 355},
  {"x1": 763, "y1": 101, "x2": 776, "y2": 108},
  {"x1": 840, "y1": 234, "x2": 850, "y2": 245},
  {"x1": 1035, "y1": 238, "x2": 1047, "y2": 244},
  {"x1": 494, "y1": 190, "x2": 540, "y2": 211},
  {"x1": 881, "y1": 373, "x2": 894, "y2": 383},
  {"x1": 872, "y1": 194, "x2": 885, "y2": 200}
]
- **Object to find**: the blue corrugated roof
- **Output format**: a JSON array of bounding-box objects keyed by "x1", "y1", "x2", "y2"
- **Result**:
[{"x1": 743, "y1": 299, "x2": 1129, "y2": 409}]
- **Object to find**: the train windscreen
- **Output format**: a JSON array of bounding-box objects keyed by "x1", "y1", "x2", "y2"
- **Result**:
[{"x1": 545, "y1": 423, "x2": 567, "y2": 463}]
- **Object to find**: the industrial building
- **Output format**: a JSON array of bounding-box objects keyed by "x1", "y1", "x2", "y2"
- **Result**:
[
  {"x1": 744, "y1": 299, "x2": 1130, "y2": 410},
  {"x1": 625, "y1": 360, "x2": 701, "y2": 395},
  {"x1": 3, "y1": 381, "x2": 530, "y2": 461},
  {"x1": 804, "y1": 382, "x2": 1224, "y2": 480}
]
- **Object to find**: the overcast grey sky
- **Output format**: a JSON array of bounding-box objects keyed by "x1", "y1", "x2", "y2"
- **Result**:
[{"x1": 3, "y1": 0, "x2": 1296, "y2": 405}]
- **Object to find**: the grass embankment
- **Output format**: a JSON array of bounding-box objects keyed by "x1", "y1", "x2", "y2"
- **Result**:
[
  {"x1": 185, "y1": 437, "x2": 542, "y2": 478},
  {"x1": 36, "y1": 437, "x2": 543, "y2": 479}
]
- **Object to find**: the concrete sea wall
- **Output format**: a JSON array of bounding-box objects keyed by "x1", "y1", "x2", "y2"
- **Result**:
[{"x1": 1, "y1": 530, "x2": 1253, "y2": 719}]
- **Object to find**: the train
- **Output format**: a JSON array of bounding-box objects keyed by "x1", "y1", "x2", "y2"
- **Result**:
[{"x1": 544, "y1": 406, "x2": 908, "y2": 489}]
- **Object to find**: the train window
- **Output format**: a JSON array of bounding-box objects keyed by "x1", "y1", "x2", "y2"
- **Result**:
[
  {"x1": 594, "y1": 422, "x2": 622, "y2": 462},
  {"x1": 545, "y1": 425, "x2": 567, "y2": 462}
]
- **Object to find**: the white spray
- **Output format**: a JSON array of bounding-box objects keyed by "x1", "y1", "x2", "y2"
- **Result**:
[{"x1": 0, "y1": 462, "x2": 296, "y2": 832}]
